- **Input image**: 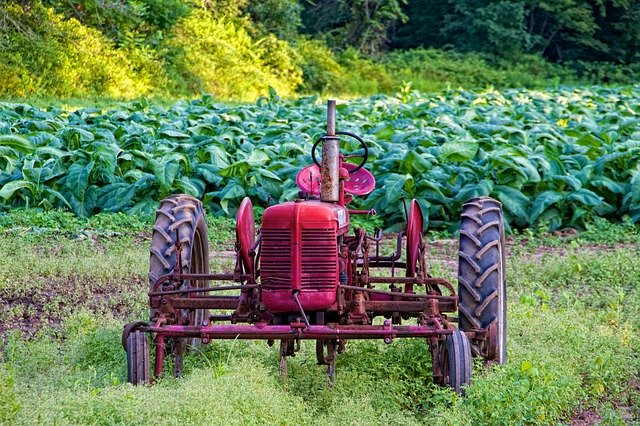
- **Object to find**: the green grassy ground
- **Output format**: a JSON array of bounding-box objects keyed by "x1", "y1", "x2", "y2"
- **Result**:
[{"x1": 0, "y1": 211, "x2": 638, "y2": 425}]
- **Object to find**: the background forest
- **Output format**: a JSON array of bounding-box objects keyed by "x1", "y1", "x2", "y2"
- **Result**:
[{"x1": 1, "y1": 0, "x2": 639, "y2": 101}]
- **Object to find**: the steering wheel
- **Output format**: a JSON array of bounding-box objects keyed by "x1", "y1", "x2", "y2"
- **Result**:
[{"x1": 311, "y1": 131, "x2": 369, "y2": 174}]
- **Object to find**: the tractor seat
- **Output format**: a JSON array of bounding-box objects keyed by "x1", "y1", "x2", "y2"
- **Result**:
[{"x1": 296, "y1": 163, "x2": 376, "y2": 196}]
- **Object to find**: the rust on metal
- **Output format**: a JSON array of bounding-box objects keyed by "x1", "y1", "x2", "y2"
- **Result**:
[
  {"x1": 363, "y1": 300, "x2": 456, "y2": 312},
  {"x1": 320, "y1": 100, "x2": 339, "y2": 202},
  {"x1": 141, "y1": 323, "x2": 454, "y2": 340},
  {"x1": 149, "y1": 283, "x2": 257, "y2": 297}
]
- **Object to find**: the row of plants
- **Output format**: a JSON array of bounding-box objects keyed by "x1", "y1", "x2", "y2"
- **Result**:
[{"x1": 1, "y1": 85, "x2": 639, "y2": 231}]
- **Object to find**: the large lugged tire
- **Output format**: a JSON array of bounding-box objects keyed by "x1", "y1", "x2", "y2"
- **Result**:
[
  {"x1": 458, "y1": 197, "x2": 507, "y2": 365},
  {"x1": 149, "y1": 194, "x2": 210, "y2": 329},
  {"x1": 126, "y1": 331, "x2": 150, "y2": 385}
]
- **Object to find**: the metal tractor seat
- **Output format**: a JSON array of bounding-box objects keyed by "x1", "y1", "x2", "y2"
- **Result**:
[{"x1": 296, "y1": 162, "x2": 376, "y2": 196}]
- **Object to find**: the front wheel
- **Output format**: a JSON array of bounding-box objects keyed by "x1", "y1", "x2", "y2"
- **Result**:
[
  {"x1": 442, "y1": 330, "x2": 472, "y2": 394},
  {"x1": 126, "y1": 331, "x2": 150, "y2": 385},
  {"x1": 458, "y1": 197, "x2": 507, "y2": 364}
]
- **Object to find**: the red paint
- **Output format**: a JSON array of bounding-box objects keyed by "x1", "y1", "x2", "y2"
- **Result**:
[
  {"x1": 144, "y1": 323, "x2": 452, "y2": 340},
  {"x1": 236, "y1": 197, "x2": 256, "y2": 275},
  {"x1": 296, "y1": 163, "x2": 376, "y2": 196},
  {"x1": 260, "y1": 200, "x2": 349, "y2": 312},
  {"x1": 405, "y1": 200, "x2": 424, "y2": 293}
]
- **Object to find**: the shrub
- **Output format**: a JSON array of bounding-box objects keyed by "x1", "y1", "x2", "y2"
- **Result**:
[
  {"x1": 164, "y1": 12, "x2": 302, "y2": 100},
  {"x1": 295, "y1": 38, "x2": 345, "y2": 93},
  {"x1": 0, "y1": 2, "x2": 161, "y2": 99}
]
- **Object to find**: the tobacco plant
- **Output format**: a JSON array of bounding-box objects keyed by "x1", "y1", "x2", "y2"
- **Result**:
[{"x1": 1, "y1": 86, "x2": 640, "y2": 231}]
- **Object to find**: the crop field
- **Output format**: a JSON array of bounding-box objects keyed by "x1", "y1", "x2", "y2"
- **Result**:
[
  {"x1": 0, "y1": 87, "x2": 639, "y2": 425},
  {"x1": 2, "y1": 86, "x2": 640, "y2": 231}
]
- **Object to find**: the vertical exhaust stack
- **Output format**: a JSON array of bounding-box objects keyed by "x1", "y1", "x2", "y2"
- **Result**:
[{"x1": 320, "y1": 100, "x2": 340, "y2": 203}]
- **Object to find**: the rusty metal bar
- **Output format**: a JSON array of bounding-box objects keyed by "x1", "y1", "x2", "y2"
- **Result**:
[
  {"x1": 364, "y1": 300, "x2": 456, "y2": 312},
  {"x1": 357, "y1": 231, "x2": 404, "y2": 264},
  {"x1": 366, "y1": 261, "x2": 408, "y2": 268},
  {"x1": 142, "y1": 324, "x2": 453, "y2": 340},
  {"x1": 161, "y1": 297, "x2": 239, "y2": 310},
  {"x1": 209, "y1": 315, "x2": 233, "y2": 322},
  {"x1": 363, "y1": 276, "x2": 454, "y2": 287},
  {"x1": 340, "y1": 284, "x2": 455, "y2": 300},
  {"x1": 153, "y1": 273, "x2": 251, "y2": 291},
  {"x1": 149, "y1": 284, "x2": 257, "y2": 297},
  {"x1": 321, "y1": 100, "x2": 339, "y2": 202},
  {"x1": 154, "y1": 334, "x2": 165, "y2": 378}
]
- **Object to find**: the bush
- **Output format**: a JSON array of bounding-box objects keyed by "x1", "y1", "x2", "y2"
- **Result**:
[
  {"x1": 295, "y1": 38, "x2": 345, "y2": 93},
  {"x1": 164, "y1": 11, "x2": 302, "y2": 100},
  {"x1": 381, "y1": 49, "x2": 578, "y2": 92},
  {"x1": 571, "y1": 60, "x2": 640, "y2": 85},
  {"x1": 0, "y1": 2, "x2": 163, "y2": 99}
]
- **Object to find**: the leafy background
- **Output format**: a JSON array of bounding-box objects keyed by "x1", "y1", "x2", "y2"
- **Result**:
[
  {"x1": 1, "y1": 85, "x2": 640, "y2": 231},
  {"x1": 3, "y1": 0, "x2": 640, "y2": 101}
]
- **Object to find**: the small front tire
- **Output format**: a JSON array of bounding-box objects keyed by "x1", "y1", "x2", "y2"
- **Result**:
[
  {"x1": 126, "y1": 331, "x2": 150, "y2": 385},
  {"x1": 443, "y1": 330, "x2": 472, "y2": 394}
]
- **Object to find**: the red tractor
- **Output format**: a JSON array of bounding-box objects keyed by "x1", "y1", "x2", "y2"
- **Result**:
[{"x1": 123, "y1": 100, "x2": 507, "y2": 393}]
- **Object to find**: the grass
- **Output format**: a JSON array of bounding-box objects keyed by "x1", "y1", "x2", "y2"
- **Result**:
[{"x1": 0, "y1": 211, "x2": 638, "y2": 424}]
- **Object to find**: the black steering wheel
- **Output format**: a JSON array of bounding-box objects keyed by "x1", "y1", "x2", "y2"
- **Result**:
[{"x1": 311, "y1": 131, "x2": 369, "y2": 174}]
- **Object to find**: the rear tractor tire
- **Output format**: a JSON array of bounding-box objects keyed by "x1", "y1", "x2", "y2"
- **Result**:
[
  {"x1": 458, "y1": 197, "x2": 507, "y2": 365},
  {"x1": 149, "y1": 194, "x2": 210, "y2": 373}
]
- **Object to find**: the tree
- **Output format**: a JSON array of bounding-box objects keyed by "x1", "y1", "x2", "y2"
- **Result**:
[
  {"x1": 391, "y1": 0, "x2": 452, "y2": 49},
  {"x1": 441, "y1": 0, "x2": 530, "y2": 58},
  {"x1": 302, "y1": 0, "x2": 407, "y2": 54},
  {"x1": 247, "y1": 0, "x2": 303, "y2": 41}
]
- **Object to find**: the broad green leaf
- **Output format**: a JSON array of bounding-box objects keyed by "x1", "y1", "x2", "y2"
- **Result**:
[
  {"x1": 159, "y1": 129, "x2": 190, "y2": 139},
  {"x1": 530, "y1": 191, "x2": 563, "y2": 223},
  {"x1": 494, "y1": 185, "x2": 530, "y2": 220},
  {"x1": 152, "y1": 159, "x2": 179, "y2": 189},
  {"x1": 566, "y1": 189, "x2": 603, "y2": 207},
  {"x1": 0, "y1": 180, "x2": 36, "y2": 199},
  {"x1": 439, "y1": 140, "x2": 478, "y2": 162},
  {"x1": 66, "y1": 161, "x2": 95, "y2": 199},
  {"x1": 0, "y1": 134, "x2": 34, "y2": 153}
]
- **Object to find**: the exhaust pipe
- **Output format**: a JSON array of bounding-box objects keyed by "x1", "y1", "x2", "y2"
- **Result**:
[{"x1": 320, "y1": 100, "x2": 340, "y2": 203}]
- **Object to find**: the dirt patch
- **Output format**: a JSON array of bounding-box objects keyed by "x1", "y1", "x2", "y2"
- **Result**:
[
  {"x1": 570, "y1": 409, "x2": 601, "y2": 425},
  {"x1": 0, "y1": 276, "x2": 146, "y2": 338}
]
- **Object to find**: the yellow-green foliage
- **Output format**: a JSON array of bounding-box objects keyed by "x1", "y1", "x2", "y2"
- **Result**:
[
  {"x1": 0, "y1": 365, "x2": 20, "y2": 423},
  {"x1": 0, "y1": 3, "x2": 160, "y2": 98},
  {"x1": 166, "y1": 12, "x2": 302, "y2": 100},
  {"x1": 0, "y1": 2, "x2": 302, "y2": 101},
  {"x1": 0, "y1": 1, "x2": 600, "y2": 101}
]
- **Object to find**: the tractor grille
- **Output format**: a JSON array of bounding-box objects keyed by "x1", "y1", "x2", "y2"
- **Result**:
[
  {"x1": 301, "y1": 229, "x2": 337, "y2": 290},
  {"x1": 261, "y1": 228, "x2": 337, "y2": 291},
  {"x1": 260, "y1": 229, "x2": 291, "y2": 289}
]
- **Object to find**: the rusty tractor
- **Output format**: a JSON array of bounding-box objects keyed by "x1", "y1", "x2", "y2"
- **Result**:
[{"x1": 123, "y1": 100, "x2": 507, "y2": 393}]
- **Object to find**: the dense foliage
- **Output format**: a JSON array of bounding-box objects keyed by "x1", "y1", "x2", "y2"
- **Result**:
[
  {"x1": 1, "y1": 0, "x2": 638, "y2": 100},
  {"x1": 1, "y1": 85, "x2": 639, "y2": 231},
  {"x1": 392, "y1": 0, "x2": 640, "y2": 64}
]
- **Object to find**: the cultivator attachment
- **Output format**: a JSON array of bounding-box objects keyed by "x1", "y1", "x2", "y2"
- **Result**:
[{"x1": 123, "y1": 100, "x2": 507, "y2": 393}]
